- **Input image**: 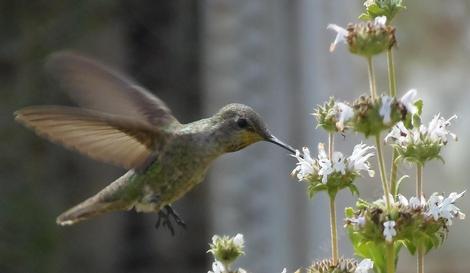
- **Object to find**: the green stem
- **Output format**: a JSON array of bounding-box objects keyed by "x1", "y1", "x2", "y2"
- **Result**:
[
  {"x1": 327, "y1": 133, "x2": 339, "y2": 265},
  {"x1": 416, "y1": 164, "x2": 424, "y2": 273},
  {"x1": 390, "y1": 150, "x2": 399, "y2": 196},
  {"x1": 375, "y1": 134, "x2": 392, "y2": 212},
  {"x1": 416, "y1": 164, "x2": 423, "y2": 197},
  {"x1": 387, "y1": 242, "x2": 396, "y2": 273},
  {"x1": 387, "y1": 49, "x2": 399, "y2": 197},
  {"x1": 367, "y1": 56, "x2": 378, "y2": 100},
  {"x1": 329, "y1": 195, "x2": 339, "y2": 265},
  {"x1": 328, "y1": 133, "x2": 334, "y2": 160},
  {"x1": 387, "y1": 49, "x2": 397, "y2": 97},
  {"x1": 367, "y1": 55, "x2": 391, "y2": 211}
]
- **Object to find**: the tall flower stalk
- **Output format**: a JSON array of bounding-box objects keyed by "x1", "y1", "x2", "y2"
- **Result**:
[
  {"x1": 386, "y1": 48, "x2": 400, "y2": 197},
  {"x1": 366, "y1": 57, "x2": 394, "y2": 273},
  {"x1": 328, "y1": 132, "x2": 339, "y2": 265},
  {"x1": 366, "y1": 57, "x2": 392, "y2": 212},
  {"x1": 416, "y1": 164, "x2": 424, "y2": 273}
]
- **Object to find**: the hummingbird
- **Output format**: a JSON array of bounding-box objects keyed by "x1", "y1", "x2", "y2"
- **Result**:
[{"x1": 14, "y1": 52, "x2": 296, "y2": 230}]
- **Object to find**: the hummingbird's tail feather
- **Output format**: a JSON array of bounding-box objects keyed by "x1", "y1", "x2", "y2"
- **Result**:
[
  {"x1": 56, "y1": 171, "x2": 135, "y2": 226},
  {"x1": 56, "y1": 197, "x2": 130, "y2": 226}
]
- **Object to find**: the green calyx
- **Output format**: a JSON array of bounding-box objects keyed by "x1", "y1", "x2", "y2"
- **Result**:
[
  {"x1": 393, "y1": 140, "x2": 444, "y2": 166},
  {"x1": 346, "y1": 22, "x2": 396, "y2": 57},
  {"x1": 307, "y1": 258, "x2": 358, "y2": 273},
  {"x1": 313, "y1": 97, "x2": 340, "y2": 133},
  {"x1": 351, "y1": 95, "x2": 402, "y2": 137},
  {"x1": 306, "y1": 171, "x2": 360, "y2": 200},
  {"x1": 359, "y1": 0, "x2": 406, "y2": 22},
  {"x1": 208, "y1": 235, "x2": 244, "y2": 266}
]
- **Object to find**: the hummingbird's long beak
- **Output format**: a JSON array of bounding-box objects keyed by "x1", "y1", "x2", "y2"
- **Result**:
[{"x1": 266, "y1": 135, "x2": 297, "y2": 154}]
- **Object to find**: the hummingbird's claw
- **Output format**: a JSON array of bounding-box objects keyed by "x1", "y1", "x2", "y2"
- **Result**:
[{"x1": 155, "y1": 205, "x2": 186, "y2": 236}]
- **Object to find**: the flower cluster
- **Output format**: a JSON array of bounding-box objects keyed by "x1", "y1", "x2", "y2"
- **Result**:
[
  {"x1": 291, "y1": 143, "x2": 374, "y2": 197},
  {"x1": 349, "y1": 89, "x2": 420, "y2": 137},
  {"x1": 345, "y1": 191, "x2": 465, "y2": 256},
  {"x1": 385, "y1": 113, "x2": 457, "y2": 164},
  {"x1": 208, "y1": 234, "x2": 245, "y2": 273},
  {"x1": 328, "y1": 16, "x2": 396, "y2": 57},
  {"x1": 313, "y1": 90, "x2": 419, "y2": 137},
  {"x1": 312, "y1": 98, "x2": 354, "y2": 132},
  {"x1": 425, "y1": 191, "x2": 466, "y2": 225},
  {"x1": 207, "y1": 234, "x2": 289, "y2": 273},
  {"x1": 307, "y1": 258, "x2": 373, "y2": 273}
]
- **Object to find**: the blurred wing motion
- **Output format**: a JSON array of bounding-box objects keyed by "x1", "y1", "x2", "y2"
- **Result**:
[
  {"x1": 14, "y1": 106, "x2": 163, "y2": 169},
  {"x1": 46, "y1": 51, "x2": 179, "y2": 128}
]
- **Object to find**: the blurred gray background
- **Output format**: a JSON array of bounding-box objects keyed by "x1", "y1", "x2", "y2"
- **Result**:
[{"x1": 0, "y1": 1, "x2": 469, "y2": 273}]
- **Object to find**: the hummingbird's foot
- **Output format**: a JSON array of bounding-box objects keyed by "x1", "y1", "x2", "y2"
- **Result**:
[{"x1": 155, "y1": 205, "x2": 186, "y2": 235}]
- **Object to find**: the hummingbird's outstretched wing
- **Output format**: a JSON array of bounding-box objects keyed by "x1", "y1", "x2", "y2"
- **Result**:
[
  {"x1": 14, "y1": 106, "x2": 164, "y2": 169},
  {"x1": 46, "y1": 51, "x2": 179, "y2": 128}
]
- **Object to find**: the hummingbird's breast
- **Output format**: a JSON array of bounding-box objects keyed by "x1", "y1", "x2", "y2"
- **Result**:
[{"x1": 132, "y1": 130, "x2": 219, "y2": 212}]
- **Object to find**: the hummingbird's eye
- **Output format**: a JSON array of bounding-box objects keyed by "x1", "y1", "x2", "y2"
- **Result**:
[{"x1": 236, "y1": 117, "x2": 249, "y2": 129}]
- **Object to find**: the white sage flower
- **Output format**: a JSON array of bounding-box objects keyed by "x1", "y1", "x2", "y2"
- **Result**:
[
  {"x1": 425, "y1": 194, "x2": 444, "y2": 220},
  {"x1": 208, "y1": 261, "x2": 226, "y2": 273},
  {"x1": 336, "y1": 102, "x2": 354, "y2": 131},
  {"x1": 384, "y1": 113, "x2": 457, "y2": 164},
  {"x1": 327, "y1": 24, "x2": 348, "y2": 52},
  {"x1": 291, "y1": 143, "x2": 375, "y2": 185},
  {"x1": 397, "y1": 194, "x2": 409, "y2": 207},
  {"x1": 438, "y1": 191, "x2": 466, "y2": 225},
  {"x1": 426, "y1": 114, "x2": 458, "y2": 143},
  {"x1": 318, "y1": 143, "x2": 335, "y2": 183},
  {"x1": 374, "y1": 16, "x2": 387, "y2": 27},
  {"x1": 233, "y1": 233, "x2": 244, "y2": 248},
  {"x1": 400, "y1": 89, "x2": 418, "y2": 116},
  {"x1": 291, "y1": 147, "x2": 316, "y2": 181},
  {"x1": 379, "y1": 96, "x2": 393, "y2": 124},
  {"x1": 409, "y1": 196, "x2": 426, "y2": 209},
  {"x1": 363, "y1": 0, "x2": 375, "y2": 8},
  {"x1": 384, "y1": 121, "x2": 409, "y2": 145},
  {"x1": 355, "y1": 259, "x2": 374, "y2": 273},
  {"x1": 332, "y1": 152, "x2": 346, "y2": 174},
  {"x1": 347, "y1": 143, "x2": 375, "y2": 177},
  {"x1": 349, "y1": 215, "x2": 366, "y2": 227},
  {"x1": 383, "y1": 220, "x2": 397, "y2": 242}
]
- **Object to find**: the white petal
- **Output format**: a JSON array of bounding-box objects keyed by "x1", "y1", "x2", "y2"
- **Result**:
[
  {"x1": 355, "y1": 259, "x2": 374, "y2": 273},
  {"x1": 400, "y1": 89, "x2": 418, "y2": 116},
  {"x1": 318, "y1": 143, "x2": 327, "y2": 160},
  {"x1": 379, "y1": 96, "x2": 393, "y2": 124},
  {"x1": 374, "y1": 16, "x2": 387, "y2": 27},
  {"x1": 327, "y1": 24, "x2": 348, "y2": 52},
  {"x1": 212, "y1": 261, "x2": 225, "y2": 273},
  {"x1": 336, "y1": 102, "x2": 354, "y2": 131},
  {"x1": 364, "y1": 0, "x2": 375, "y2": 7},
  {"x1": 233, "y1": 233, "x2": 244, "y2": 248},
  {"x1": 397, "y1": 194, "x2": 409, "y2": 207},
  {"x1": 383, "y1": 220, "x2": 396, "y2": 242},
  {"x1": 212, "y1": 235, "x2": 219, "y2": 245}
]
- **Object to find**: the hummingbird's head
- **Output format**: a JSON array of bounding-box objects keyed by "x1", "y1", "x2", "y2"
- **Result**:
[{"x1": 213, "y1": 103, "x2": 296, "y2": 154}]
